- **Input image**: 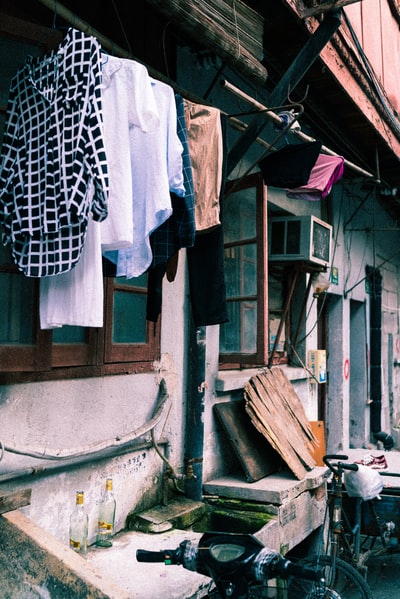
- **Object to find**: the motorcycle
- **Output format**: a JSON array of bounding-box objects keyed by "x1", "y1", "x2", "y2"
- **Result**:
[{"x1": 136, "y1": 531, "x2": 325, "y2": 598}]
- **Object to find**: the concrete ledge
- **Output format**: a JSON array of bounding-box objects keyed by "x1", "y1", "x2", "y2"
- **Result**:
[
  {"x1": 0, "y1": 511, "x2": 130, "y2": 599},
  {"x1": 203, "y1": 467, "x2": 326, "y2": 505},
  {"x1": 215, "y1": 366, "x2": 308, "y2": 392}
]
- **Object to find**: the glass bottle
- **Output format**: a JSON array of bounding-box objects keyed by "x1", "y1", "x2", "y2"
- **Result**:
[
  {"x1": 96, "y1": 478, "x2": 116, "y2": 547},
  {"x1": 69, "y1": 491, "x2": 88, "y2": 555}
]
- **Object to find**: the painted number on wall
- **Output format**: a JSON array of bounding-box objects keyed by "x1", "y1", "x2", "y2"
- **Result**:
[{"x1": 344, "y1": 359, "x2": 350, "y2": 380}]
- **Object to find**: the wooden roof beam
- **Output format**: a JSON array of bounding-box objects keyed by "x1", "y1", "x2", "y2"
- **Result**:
[
  {"x1": 227, "y1": 9, "x2": 342, "y2": 176},
  {"x1": 300, "y1": 0, "x2": 363, "y2": 19}
]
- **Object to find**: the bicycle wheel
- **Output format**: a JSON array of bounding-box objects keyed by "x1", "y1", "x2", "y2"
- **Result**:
[{"x1": 286, "y1": 555, "x2": 374, "y2": 599}]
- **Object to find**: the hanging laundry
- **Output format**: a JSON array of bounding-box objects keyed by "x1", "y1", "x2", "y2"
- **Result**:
[
  {"x1": 258, "y1": 140, "x2": 322, "y2": 189},
  {"x1": 105, "y1": 78, "x2": 185, "y2": 278},
  {"x1": 146, "y1": 94, "x2": 196, "y2": 322},
  {"x1": 0, "y1": 28, "x2": 109, "y2": 277},
  {"x1": 286, "y1": 153, "x2": 344, "y2": 201},
  {"x1": 40, "y1": 215, "x2": 103, "y2": 328},
  {"x1": 147, "y1": 110, "x2": 228, "y2": 326},
  {"x1": 149, "y1": 94, "x2": 196, "y2": 267},
  {"x1": 186, "y1": 113, "x2": 228, "y2": 327},
  {"x1": 40, "y1": 56, "x2": 161, "y2": 328},
  {"x1": 184, "y1": 100, "x2": 224, "y2": 232},
  {"x1": 100, "y1": 55, "x2": 160, "y2": 251},
  {"x1": 146, "y1": 93, "x2": 196, "y2": 322}
]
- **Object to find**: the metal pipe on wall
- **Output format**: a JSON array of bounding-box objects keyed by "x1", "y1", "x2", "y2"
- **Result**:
[
  {"x1": 0, "y1": 439, "x2": 169, "y2": 484},
  {"x1": 221, "y1": 79, "x2": 376, "y2": 181},
  {"x1": 1, "y1": 379, "x2": 170, "y2": 461}
]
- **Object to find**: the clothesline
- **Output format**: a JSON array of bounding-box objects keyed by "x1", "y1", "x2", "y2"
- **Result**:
[
  {"x1": 221, "y1": 79, "x2": 377, "y2": 181},
  {"x1": 36, "y1": 0, "x2": 209, "y2": 108},
  {"x1": 35, "y1": 0, "x2": 288, "y2": 158},
  {"x1": 37, "y1": 0, "x2": 377, "y2": 184}
]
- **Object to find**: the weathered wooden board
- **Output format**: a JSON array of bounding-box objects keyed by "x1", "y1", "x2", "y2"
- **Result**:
[
  {"x1": 214, "y1": 400, "x2": 283, "y2": 482},
  {"x1": 0, "y1": 488, "x2": 31, "y2": 514},
  {"x1": 244, "y1": 368, "x2": 317, "y2": 480}
]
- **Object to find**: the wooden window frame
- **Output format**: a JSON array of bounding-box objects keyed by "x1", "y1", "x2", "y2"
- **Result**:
[
  {"x1": 103, "y1": 277, "x2": 160, "y2": 365},
  {"x1": 0, "y1": 275, "x2": 160, "y2": 381},
  {"x1": 219, "y1": 172, "x2": 268, "y2": 368}
]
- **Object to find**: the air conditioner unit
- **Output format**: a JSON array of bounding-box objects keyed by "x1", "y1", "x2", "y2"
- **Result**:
[{"x1": 268, "y1": 215, "x2": 332, "y2": 267}]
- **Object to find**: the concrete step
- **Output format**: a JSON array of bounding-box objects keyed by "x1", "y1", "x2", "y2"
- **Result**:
[{"x1": 126, "y1": 496, "x2": 206, "y2": 533}]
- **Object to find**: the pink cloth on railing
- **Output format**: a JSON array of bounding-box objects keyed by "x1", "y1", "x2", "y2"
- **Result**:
[{"x1": 286, "y1": 153, "x2": 344, "y2": 201}]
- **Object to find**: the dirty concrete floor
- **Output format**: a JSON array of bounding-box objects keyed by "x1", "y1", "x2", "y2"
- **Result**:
[
  {"x1": 86, "y1": 528, "x2": 211, "y2": 599},
  {"x1": 86, "y1": 529, "x2": 400, "y2": 599},
  {"x1": 365, "y1": 544, "x2": 400, "y2": 598}
]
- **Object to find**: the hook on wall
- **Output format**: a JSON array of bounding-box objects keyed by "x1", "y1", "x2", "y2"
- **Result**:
[{"x1": 287, "y1": 83, "x2": 309, "y2": 104}]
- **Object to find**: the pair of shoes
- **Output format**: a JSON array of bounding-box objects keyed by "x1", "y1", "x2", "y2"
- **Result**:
[{"x1": 355, "y1": 454, "x2": 388, "y2": 469}]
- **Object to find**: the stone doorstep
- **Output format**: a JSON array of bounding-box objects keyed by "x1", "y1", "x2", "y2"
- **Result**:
[{"x1": 127, "y1": 496, "x2": 206, "y2": 533}]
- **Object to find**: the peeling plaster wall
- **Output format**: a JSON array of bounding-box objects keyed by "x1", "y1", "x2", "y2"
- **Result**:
[{"x1": 0, "y1": 256, "x2": 189, "y2": 545}]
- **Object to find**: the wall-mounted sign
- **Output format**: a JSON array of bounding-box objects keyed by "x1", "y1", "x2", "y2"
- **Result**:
[
  {"x1": 344, "y1": 358, "x2": 350, "y2": 380},
  {"x1": 331, "y1": 266, "x2": 339, "y2": 285}
]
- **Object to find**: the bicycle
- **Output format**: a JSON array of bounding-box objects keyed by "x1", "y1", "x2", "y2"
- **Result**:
[
  {"x1": 136, "y1": 529, "x2": 373, "y2": 598},
  {"x1": 323, "y1": 453, "x2": 399, "y2": 579}
]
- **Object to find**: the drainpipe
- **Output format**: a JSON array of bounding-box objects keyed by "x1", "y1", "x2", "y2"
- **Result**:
[
  {"x1": 366, "y1": 266, "x2": 394, "y2": 450},
  {"x1": 184, "y1": 325, "x2": 206, "y2": 501}
]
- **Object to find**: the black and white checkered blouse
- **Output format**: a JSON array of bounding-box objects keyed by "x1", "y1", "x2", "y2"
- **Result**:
[{"x1": 0, "y1": 28, "x2": 109, "y2": 277}]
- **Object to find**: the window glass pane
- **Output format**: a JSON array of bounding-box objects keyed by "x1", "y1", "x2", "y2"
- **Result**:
[
  {"x1": 225, "y1": 244, "x2": 257, "y2": 297},
  {"x1": 52, "y1": 327, "x2": 87, "y2": 344},
  {"x1": 220, "y1": 300, "x2": 257, "y2": 354},
  {"x1": 0, "y1": 273, "x2": 35, "y2": 343},
  {"x1": 223, "y1": 187, "x2": 256, "y2": 243},
  {"x1": 113, "y1": 291, "x2": 147, "y2": 343},
  {"x1": 268, "y1": 269, "x2": 284, "y2": 311},
  {"x1": 242, "y1": 244, "x2": 257, "y2": 295},
  {"x1": 242, "y1": 301, "x2": 257, "y2": 352}
]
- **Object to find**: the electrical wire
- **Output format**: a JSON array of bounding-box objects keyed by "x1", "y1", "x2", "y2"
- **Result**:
[
  {"x1": 111, "y1": 0, "x2": 133, "y2": 56},
  {"x1": 342, "y1": 9, "x2": 400, "y2": 138},
  {"x1": 0, "y1": 379, "x2": 170, "y2": 461}
]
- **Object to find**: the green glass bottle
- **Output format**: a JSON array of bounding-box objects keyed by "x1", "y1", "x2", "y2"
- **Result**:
[
  {"x1": 69, "y1": 491, "x2": 88, "y2": 555},
  {"x1": 96, "y1": 478, "x2": 116, "y2": 547}
]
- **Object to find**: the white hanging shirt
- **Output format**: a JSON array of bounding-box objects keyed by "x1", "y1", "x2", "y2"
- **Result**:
[
  {"x1": 100, "y1": 56, "x2": 160, "y2": 251},
  {"x1": 40, "y1": 57, "x2": 161, "y2": 329},
  {"x1": 40, "y1": 216, "x2": 103, "y2": 328},
  {"x1": 112, "y1": 78, "x2": 185, "y2": 278}
]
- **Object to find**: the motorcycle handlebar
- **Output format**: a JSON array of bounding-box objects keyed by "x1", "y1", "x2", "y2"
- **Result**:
[
  {"x1": 137, "y1": 543, "x2": 324, "y2": 585},
  {"x1": 278, "y1": 559, "x2": 324, "y2": 582},
  {"x1": 136, "y1": 549, "x2": 174, "y2": 563},
  {"x1": 136, "y1": 548, "x2": 182, "y2": 565},
  {"x1": 253, "y1": 548, "x2": 324, "y2": 584}
]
